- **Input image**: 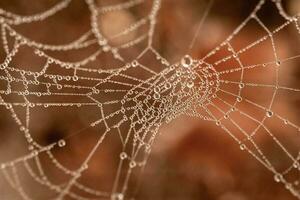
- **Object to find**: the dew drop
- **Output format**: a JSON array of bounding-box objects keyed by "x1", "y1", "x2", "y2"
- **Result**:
[
  {"x1": 187, "y1": 81, "x2": 194, "y2": 88},
  {"x1": 112, "y1": 193, "x2": 124, "y2": 200},
  {"x1": 153, "y1": 93, "x2": 160, "y2": 100},
  {"x1": 72, "y1": 76, "x2": 79, "y2": 81},
  {"x1": 239, "y1": 144, "x2": 246, "y2": 150},
  {"x1": 32, "y1": 150, "x2": 38, "y2": 156},
  {"x1": 239, "y1": 83, "x2": 245, "y2": 89},
  {"x1": 1, "y1": 164, "x2": 5, "y2": 169},
  {"x1": 82, "y1": 164, "x2": 88, "y2": 170},
  {"x1": 274, "y1": 174, "x2": 282, "y2": 182},
  {"x1": 165, "y1": 82, "x2": 172, "y2": 89},
  {"x1": 181, "y1": 55, "x2": 193, "y2": 68},
  {"x1": 58, "y1": 139, "x2": 66, "y2": 147},
  {"x1": 129, "y1": 161, "x2": 136, "y2": 168},
  {"x1": 276, "y1": 60, "x2": 281, "y2": 66},
  {"x1": 154, "y1": 87, "x2": 160, "y2": 93},
  {"x1": 266, "y1": 110, "x2": 273, "y2": 118},
  {"x1": 120, "y1": 152, "x2": 127, "y2": 160},
  {"x1": 131, "y1": 60, "x2": 138, "y2": 67},
  {"x1": 20, "y1": 126, "x2": 25, "y2": 131},
  {"x1": 117, "y1": 193, "x2": 124, "y2": 200},
  {"x1": 285, "y1": 183, "x2": 292, "y2": 190}
]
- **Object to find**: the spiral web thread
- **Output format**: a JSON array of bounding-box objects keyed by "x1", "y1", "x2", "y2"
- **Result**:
[{"x1": 0, "y1": 0, "x2": 300, "y2": 199}]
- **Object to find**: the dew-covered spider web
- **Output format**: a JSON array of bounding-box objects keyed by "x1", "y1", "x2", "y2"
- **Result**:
[{"x1": 0, "y1": 0, "x2": 300, "y2": 199}]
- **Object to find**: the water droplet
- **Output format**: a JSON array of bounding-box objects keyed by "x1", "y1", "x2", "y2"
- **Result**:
[
  {"x1": 165, "y1": 82, "x2": 172, "y2": 89},
  {"x1": 58, "y1": 139, "x2": 66, "y2": 147},
  {"x1": 20, "y1": 126, "x2": 25, "y2": 131},
  {"x1": 72, "y1": 76, "x2": 78, "y2": 81},
  {"x1": 266, "y1": 110, "x2": 273, "y2": 118},
  {"x1": 154, "y1": 87, "x2": 160, "y2": 93},
  {"x1": 187, "y1": 81, "x2": 194, "y2": 88},
  {"x1": 237, "y1": 96, "x2": 242, "y2": 102},
  {"x1": 112, "y1": 193, "x2": 124, "y2": 200},
  {"x1": 120, "y1": 152, "x2": 127, "y2": 160},
  {"x1": 57, "y1": 85, "x2": 62, "y2": 90},
  {"x1": 129, "y1": 161, "x2": 136, "y2": 168},
  {"x1": 239, "y1": 83, "x2": 245, "y2": 89},
  {"x1": 153, "y1": 93, "x2": 160, "y2": 100},
  {"x1": 274, "y1": 174, "x2": 282, "y2": 182},
  {"x1": 285, "y1": 183, "x2": 292, "y2": 190},
  {"x1": 240, "y1": 144, "x2": 246, "y2": 150},
  {"x1": 276, "y1": 60, "x2": 281, "y2": 66},
  {"x1": 32, "y1": 150, "x2": 38, "y2": 156},
  {"x1": 181, "y1": 55, "x2": 193, "y2": 68},
  {"x1": 82, "y1": 164, "x2": 88, "y2": 170},
  {"x1": 117, "y1": 194, "x2": 124, "y2": 200}
]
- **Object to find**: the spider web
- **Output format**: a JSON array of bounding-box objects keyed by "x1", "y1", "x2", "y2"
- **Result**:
[{"x1": 0, "y1": 0, "x2": 300, "y2": 199}]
